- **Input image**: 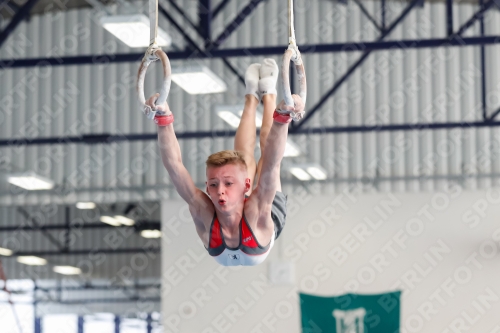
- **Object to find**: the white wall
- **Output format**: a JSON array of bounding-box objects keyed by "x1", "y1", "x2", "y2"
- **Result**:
[{"x1": 162, "y1": 185, "x2": 500, "y2": 333}]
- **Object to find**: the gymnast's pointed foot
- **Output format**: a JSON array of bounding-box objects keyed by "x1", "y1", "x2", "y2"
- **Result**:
[
  {"x1": 245, "y1": 63, "x2": 262, "y2": 102},
  {"x1": 259, "y1": 58, "x2": 279, "y2": 97}
]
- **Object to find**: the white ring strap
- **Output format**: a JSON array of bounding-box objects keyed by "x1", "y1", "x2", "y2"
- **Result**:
[
  {"x1": 288, "y1": 0, "x2": 296, "y2": 46},
  {"x1": 281, "y1": 0, "x2": 307, "y2": 117},
  {"x1": 150, "y1": 0, "x2": 159, "y2": 47}
]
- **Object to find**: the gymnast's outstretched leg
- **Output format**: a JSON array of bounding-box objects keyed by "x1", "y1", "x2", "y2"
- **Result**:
[
  {"x1": 234, "y1": 63, "x2": 261, "y2": 194},
  {"x1": 256, "y1": 59, "x2": 281, "y2": 192}
]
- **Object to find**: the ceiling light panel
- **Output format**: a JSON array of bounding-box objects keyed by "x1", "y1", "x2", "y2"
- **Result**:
[
  {"x1": 17, "y1": 256, "x2": 47, "y2": 266},
  {"x1": 284, "y1": 140, "x2": 301, "y2": 157},
  {"x1": 290, "y1": 167, "x2": 311, "y2": 181},
  {"x1": 141, "y1": 230, "x2": 162, "y2": 239},
  {"x1": 217, "y1": 111, "x2": 241, "y2": 128},
  {"x1": 76, "y1": 202, "x2": 96, "y2": 209},
  {"x1": 99, "y1": 216, "x2": 121, "y2": 226},
  {"x1": 53, "y1": 266, "x2": 82, "y2": 275},
  {"x1": 306, "y1": 166, "x2": 328, "y2": 180},
  {"x1": 8, "y1": 172, "x2": 54, "y2": 190},
  {"x1": 0, "y1": 247, "x2": 13, "y2": 256},
  {"x1": 100, "y1": 14, "x2": 171, "y2": 48},
  {"x1": 114, "y1": 215, "x2": 135, "y2": 226},
  {"x1": 289, "y1": 163, "x2": 328, "y2": 181},
  {"x1": 171, "y1": 65, "x2": 227, "y2": 94}
]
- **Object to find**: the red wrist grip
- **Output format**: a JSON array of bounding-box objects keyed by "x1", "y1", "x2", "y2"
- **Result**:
[
  {"x1": 154, "y1": 114, "x2": 174, "y2": 126},
  {"x1": 273, "y1": 110, "x2": 292, "y2": 124}
]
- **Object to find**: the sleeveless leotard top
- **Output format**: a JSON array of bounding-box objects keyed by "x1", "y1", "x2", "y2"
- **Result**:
[{"x1": 206, "y1": 212, "x2": 274, "y2": 266}]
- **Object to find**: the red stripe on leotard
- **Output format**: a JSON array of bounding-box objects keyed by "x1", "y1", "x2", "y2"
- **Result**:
[
  {"x1": 209, "y1": 217, "x2": 223, "y2": 248},
  {"x1": 241, "y1": 218, "x2": 259, "y2": 248}
]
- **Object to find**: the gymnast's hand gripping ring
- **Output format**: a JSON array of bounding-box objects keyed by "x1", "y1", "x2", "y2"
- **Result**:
[
  {"x1": 280, "y1": 0, "x2": 307, "y2": 122},
  {"x1": 136, "y1": 46, "x2": 172, "y2": 120},
  {"x1": 281, "y1": 46, "x2": 307, "y2": 122}
]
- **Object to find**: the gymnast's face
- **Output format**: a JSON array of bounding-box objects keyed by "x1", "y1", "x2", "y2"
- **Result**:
[{"x1": 206, "y1": 164, "x2": 251, "y2": 211}]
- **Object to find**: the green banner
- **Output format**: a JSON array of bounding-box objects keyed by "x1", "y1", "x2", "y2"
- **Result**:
[{"x1": 300, "y1": 291, "x2": 401, "y2": 333}]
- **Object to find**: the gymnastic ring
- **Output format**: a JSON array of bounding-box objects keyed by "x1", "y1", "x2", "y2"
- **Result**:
[
  {"x1": 281, "y1": 46, "x2": 307, "y2": 114},
  {"x1": 136, "y1": 48, "x2": 172, "y2": 120}
]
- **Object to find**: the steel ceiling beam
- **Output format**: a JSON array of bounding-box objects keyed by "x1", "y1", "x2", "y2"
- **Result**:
[
  {"x1": 291, "y1": 0, "x2": 500, "y2": 132},
  {"x1": 292, "y1": 0, "x2": 425, "y2": 131},
  {"x1": 1, "y1": 0, "x2": 498, "y2": 134},
  {"x1": 0, "y1": 0, "x2": 10, "y2": 8},
  {"x1": 489, "y1": 108, "x2": 500, "y2": 121},
  {"x1": 195, "y1": 0, "x2": 244, "y2": 82},
  {"x1": 447, "y1": 0, "x2": 497, "y2": 121},
  {"x1": 211, "y1": 0, "x2": 265, "y2": 49},
  {"x1": 2, "y1": 120, "x2": 500, "y2": 147},
  {"x1": 212, "y1": 0, "x2": 231, "y2": 17},
  {"x1": 220, "y1": 58, "x2": 245, "y2": 84},
  {"x1": 158, "y1": 3, "x2": 208, "y2": 56},
  {"x1": 165, "y1": 0, "x2": 201, "y2": 36},
  {"x1": 158, "y1": 2, "x2": 244, "y2": 84},
  {"x1": 17, "y1": 207, "x2": 66, "y2": 251},
  {"x1": 0, "y1": 0, "x2": 19, "y2": 15},
  {"x1": 479, "y1": 0, "x2": 487, "y2": 121},
  {"x1": 12, "y1": 247, "x2": 160, "y2": 256},
  {"x1": 453, "y1": 0, "x2": 500, "y2": 37},
  {"x1": 296, "y1": 120, "x2": 500, "y2": 133},
  {"x1": 0, "y1": 0, "x2": 41, "y2": 48},
  {"x1": 446, "y1": 0, "x2": 453, "y2": 36},
  {"x1": 0, "y1": 221, "x2": 160, "y2": 232},
  {"x1": 34, "y1": 283, "x2": 160, "y2": 291},
  {"x1": 199, "y1": 0, "x2": 212, "y2": 42},
  {"x1": 4, "y1": 36, "x2": 500, "y2": 69},
  {"x1": 352, "y1": 0, "x2": 382, "y2": 32},
  {"x1": 35, "y1": 297, "x2": 161, "y2": 304},
  {"x1": 381, "y1": 0, "x2": 386, "y2": 29}
]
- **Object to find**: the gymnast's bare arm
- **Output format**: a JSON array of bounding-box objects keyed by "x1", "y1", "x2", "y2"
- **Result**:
[{"x1": 147, "y1": 94, "x2": 213, "y2": 238}]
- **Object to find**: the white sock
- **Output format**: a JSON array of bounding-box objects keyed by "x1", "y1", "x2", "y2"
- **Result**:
[
  {"x1": 259, "y1": 58, "x2": 279, "y2": 96},
  {"x1": 245, "y1": 63, "x2": 261, "y2": 102}
]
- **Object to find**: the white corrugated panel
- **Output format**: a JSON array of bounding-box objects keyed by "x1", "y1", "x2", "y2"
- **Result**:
[
  {"x1": 0, "y1": 203, "x2": 161, "y2": 280},
  {"x1": 0, "y1": 278, "x2": 160, "y2": 315},
  {"x1": 0, "y1": 1, "x2": 500, "y2": 205},
  {"x1": 35, "y1": 278, "x2": 161, "y2": 315}
]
